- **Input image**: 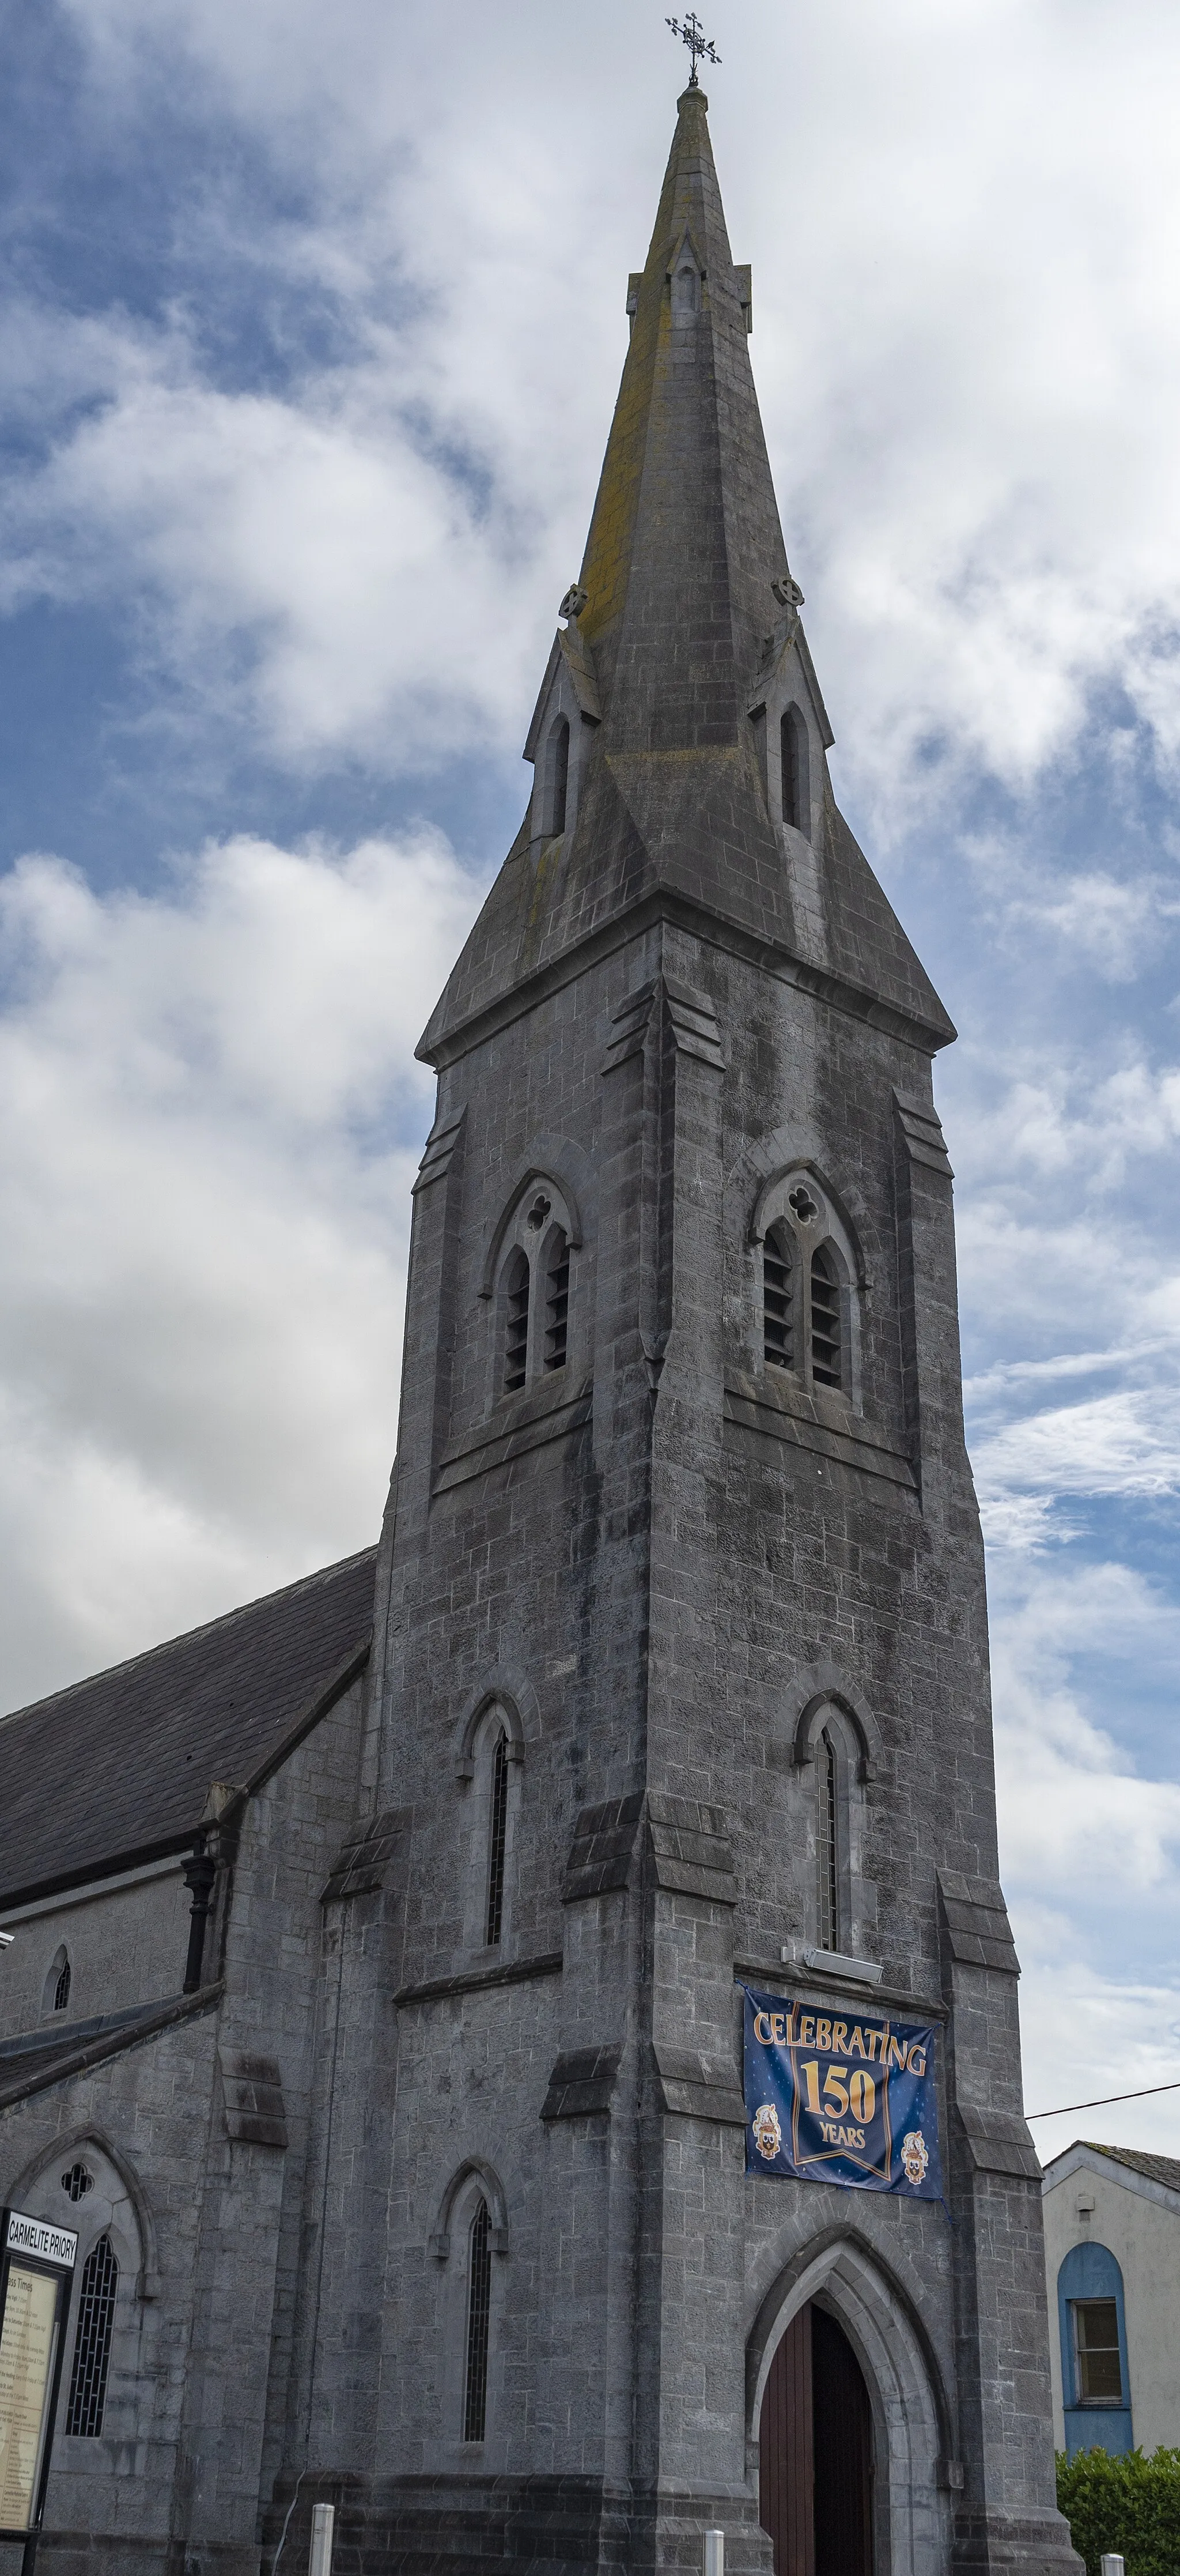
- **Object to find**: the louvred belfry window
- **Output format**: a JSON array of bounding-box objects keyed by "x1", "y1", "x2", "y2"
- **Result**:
[
  {"x1": 763, "y1": 1223, "x2": 793, "y2": 1370},
  {"x1": 503, "y1": 1250, "x2": 530, "y2": 1393},
  {"x1": 66, "y1": 2232, "x2": 119, "y2": 2437},
  {"x1": 810, "y1": 1246, "x2": 842, "y2": 1389},
  {"x1": 544, "y1": 1232, "x2": 569, "y2": 1372}
]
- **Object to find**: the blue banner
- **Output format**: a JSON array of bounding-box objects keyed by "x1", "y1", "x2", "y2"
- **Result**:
[{"x1": 742, "y1": 1986, "x2": 943, "y2": 2199}]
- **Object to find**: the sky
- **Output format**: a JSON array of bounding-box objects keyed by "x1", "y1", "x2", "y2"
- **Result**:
[{"x1": 2, "y1": 0, "x2": 1180, "y2": 2165}]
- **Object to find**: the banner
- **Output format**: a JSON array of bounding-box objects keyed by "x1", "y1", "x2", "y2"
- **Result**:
[{"x1": 742, "y1": 1986, "x2": 943, "y2": 2200}]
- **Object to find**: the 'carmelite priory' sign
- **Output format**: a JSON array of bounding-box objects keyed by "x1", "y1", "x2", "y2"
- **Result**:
[
  {"x1": 742, "y1": 1987, "x2": 943, "y2": 2201},
  {"x1": 0, "y1": 2206, "x2": 78, "y2": 2544}
]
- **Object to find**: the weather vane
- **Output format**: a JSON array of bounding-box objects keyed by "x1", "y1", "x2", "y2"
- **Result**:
[{"x1": 666, "y1": 12, "x2": 721, "y2": 84}]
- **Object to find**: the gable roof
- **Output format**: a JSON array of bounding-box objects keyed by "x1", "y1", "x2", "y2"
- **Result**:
[
  {"x1": 1083, "y1": 2140, "x2": 1180, "y2": 2195},
  {"x1": 0, "y1": 1548, "x2": 376, "y2": 1912}
]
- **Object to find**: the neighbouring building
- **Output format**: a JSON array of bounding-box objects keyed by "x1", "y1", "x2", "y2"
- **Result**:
[
  {"x1": 1043, "y1": 2140, "x2": 1180, "y2": 2460},
  {"x1": 0, "y1": 78, "x2": 1079, "y2": 2576}
]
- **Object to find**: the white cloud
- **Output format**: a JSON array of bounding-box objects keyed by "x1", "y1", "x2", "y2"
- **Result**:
[
  {"x1": 1003, "y1": 873, "x2": 1180, "y2": 984},
  {"x1": 0, "y1": 0, "x2": 1176, "y2": 799},
  {"x1": 0, "y1": 831, "x2": 483, "y2": 1708},
  {"x1": 1016, "y1": 1952, "x2": 1180, "y2": 2166}
]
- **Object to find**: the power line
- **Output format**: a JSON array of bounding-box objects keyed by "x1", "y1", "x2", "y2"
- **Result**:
[{"x1": 1026, "y1": 2076, "x2": 1180, "y2": 2121}]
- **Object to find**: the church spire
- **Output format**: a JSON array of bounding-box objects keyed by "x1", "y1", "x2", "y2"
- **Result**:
[
  {"x1": 420, "y1": 85, "x2": 955, "y2": 1065},
  {"x1": 577, "y1": 82, "x2": 791, "y2": 750}
]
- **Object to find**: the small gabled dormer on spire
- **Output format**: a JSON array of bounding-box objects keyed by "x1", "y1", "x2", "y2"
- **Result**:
[{"x1": 522, "y1": 587, "x2": 601, "y2": 849}]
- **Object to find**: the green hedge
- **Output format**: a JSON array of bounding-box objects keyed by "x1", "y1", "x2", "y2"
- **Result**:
[{"x1": 1057, "y1": 2447, "x2": 1180, "y2": 2575}]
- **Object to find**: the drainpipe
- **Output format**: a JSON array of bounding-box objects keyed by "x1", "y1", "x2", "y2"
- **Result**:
[{"x1": 181, "y1": 1839, "x2": 217, "y2": 1992}]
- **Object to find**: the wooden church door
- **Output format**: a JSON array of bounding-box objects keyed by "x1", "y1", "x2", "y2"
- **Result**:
[{"x1": 759, "y1": 2305, "x2": 873, "y2": 2576}]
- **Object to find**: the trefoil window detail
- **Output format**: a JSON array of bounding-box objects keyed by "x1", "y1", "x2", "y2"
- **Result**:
[
  {"x1": 544, "y1": 1231, "x2": 570, "y2": 1372},
  {"x1": 66, "y1": 2232, "x2": 119, "y2": 2438},
  {"x1": 463, "y1": 2199, "x2": 492, "y2": 2441},
  {"x1": 810, "y1": 1245, "x2": 842, "y2": 1388},
  {"x1": 817, "y1": 1730, "x2": 839, "y2": 1953},
  {"x1": 61, "y1": 2163, "x2": 94, "y2": 2204},
  {"x1": 763, "y1": 1223, "x2": 793, "y2": 1370},
  {"x1": 503, "y1": 1250, "x2": 530, "y2": 1393},
  {"x1": 485, "y1": 1732, "x2": 510, "y2": 1947}
]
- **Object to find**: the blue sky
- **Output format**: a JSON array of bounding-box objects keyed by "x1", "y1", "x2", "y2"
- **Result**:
[{"x1": 3, "y1": 0, "x2": 1180, "y2": 2160}]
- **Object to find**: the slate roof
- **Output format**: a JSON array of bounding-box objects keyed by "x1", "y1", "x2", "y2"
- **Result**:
[
  {"x1": 0, "y1": 1548, "x2": 376, "y2": 1911},
  {"x1": 1083, "y1": 2141, "x2": 1180, "y2": 2196},
  {"x1": 421, "y1": 83, "x2": 954, "y2": 1065}
]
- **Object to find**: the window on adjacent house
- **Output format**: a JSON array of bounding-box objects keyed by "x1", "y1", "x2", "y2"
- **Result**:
[
  {"x1": 503, "y1": 1249, "x2": 530, "y2": 1393},
  {"x1": 66, "y1": 2233, "x2": 119, "y2": 2438},
  {"x1": 544, "y1": 1231, "x2": 569, "y2": 1372},
  {"x1": 463, "y1": 2200, "x2": 493, "y2": 2441},
  {"x1": 816, "y1": 1730, "x2": 839, "y2": 1952},
  {"x1": 1073, "y1": 2300, "x2": 1123, "y2": 2405},
  {"x1": 763, "y1": 1222, "x2": 793, "y2": 1370},
  {"x1": 544, "y1": 715, "x2": 570, "y2": 838},
  {"x1": 810, "y1": 1245, "x2": 842, "y2": 1389},
  {"x1": 485, "y1": 1732, "x2": 510, "y2": 1947}
]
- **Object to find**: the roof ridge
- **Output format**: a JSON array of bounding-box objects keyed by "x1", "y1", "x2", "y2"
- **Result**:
[{"x1": 0, "y1": 1544, "x2": 377, "y2": 1729}]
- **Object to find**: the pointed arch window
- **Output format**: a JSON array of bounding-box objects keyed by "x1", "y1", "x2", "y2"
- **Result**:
[
  {"x1": 503, "y1": 1249, "x2": 530, "y2": 1393},
  {"x1": 485, "y1": 1730, "x2": 510, "y2": 1948},
  {"x1": 66, "y1": 2232, "x2": 119, "y2": 2438},
  {"x1": 489, "y1": 1176, "x2": 577, "y2": 1404},
  {"x1": 810, "y1": 1245, "x2": 842, "y2": 1389},
  {"x1": 44, "y1": 1945, "x2": 71, "y2": 2017},
  {"x1": 816, "y1": 1730, "x2": 839, "y2": 1953},
  {"x1": 544, "y1": 1229, "x2": 569, "y2": 1372},
  {"x1": 754, "y1": 1175, "x2": 856, "y2": 1403},
  {"x1": 780, "y1": 706, "x2": 810, "y2": 838},
  {"x1": 543, "y1": 716, "x2": 570, "y2": 838},
  {"x1": 763, "y1": 1222, "x2": 793, "y2": 1370},
  {"x1": 463, "y1": 2198, "x2": 493, "y2": 2441}
]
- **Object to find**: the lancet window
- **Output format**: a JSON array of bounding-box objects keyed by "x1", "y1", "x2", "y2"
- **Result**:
[
  {"x1": 66, "y1": 2232, "x2": 119, "y2": 2438},
  {"x1": 776, "y1": 703, "x2": 811, "y2": 837},
  {"x1": 544, "y1": 1231, "x2": 570, "y2": 1371},
  {"x1": 543, "y1": 716, "x2": 570, "y2": 838},
  {"x1": 43, "y1": 1945, "x2": 71, "y2": 2017},
  {"x1": 502, "y1": 1250, "x2": 530, "y2": 1393},
  {"x1": 816, "y1": 1730, "x2": 839, "y2": 1953},
  {"x1": 810, "y1": 1244, "x2": 842, "y2": 1389},
  {"x1": 485, "y1": 1730, "x2": 510, "y2": 1947},
  {"x1": 463, "y1": 2199, "x2": 493, "y2": 2441},
  {"x1": 762, "y1": 1223, "x2": 793, "y2": 1370}
]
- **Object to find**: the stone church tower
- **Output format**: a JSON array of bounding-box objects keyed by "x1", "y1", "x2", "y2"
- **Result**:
[
  {"x1": 291, "y1": 78, "x2": 1079, "y2": 2576},
  {"x1": 0, "y1": 71, "x2": 1082, "y2": 2576}
]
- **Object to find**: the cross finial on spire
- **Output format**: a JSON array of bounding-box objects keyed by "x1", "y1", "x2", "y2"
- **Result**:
[{"x1": 665, "y1": 12, "x2": 720, "y2": 85}]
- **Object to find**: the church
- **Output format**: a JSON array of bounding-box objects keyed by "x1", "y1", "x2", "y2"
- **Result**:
[{"x1": 0, "y1": 77, "x2": 1080, "y2": 2576}]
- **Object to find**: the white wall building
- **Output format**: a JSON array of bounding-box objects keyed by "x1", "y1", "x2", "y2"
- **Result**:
[{"x1": 1042, "y1": 2141, "x2": 1180, "y2": 2459}]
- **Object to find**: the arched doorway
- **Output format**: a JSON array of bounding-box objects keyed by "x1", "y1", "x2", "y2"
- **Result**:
[{"x1": 759, "y1": 2301, "x2": 873, "y2": 2576}]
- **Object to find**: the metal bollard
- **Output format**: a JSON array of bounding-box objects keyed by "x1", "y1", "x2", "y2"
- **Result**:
[
  {"x1": 309, "y1": 2502, "x2": 335, "y2": 2576},
  {"x1": 704, "y1": 2533, "x2": 724, "y2": 2576},
  {"x1": 1100, "y1": 2559, "x2": 1125, "y2": 2576}
]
